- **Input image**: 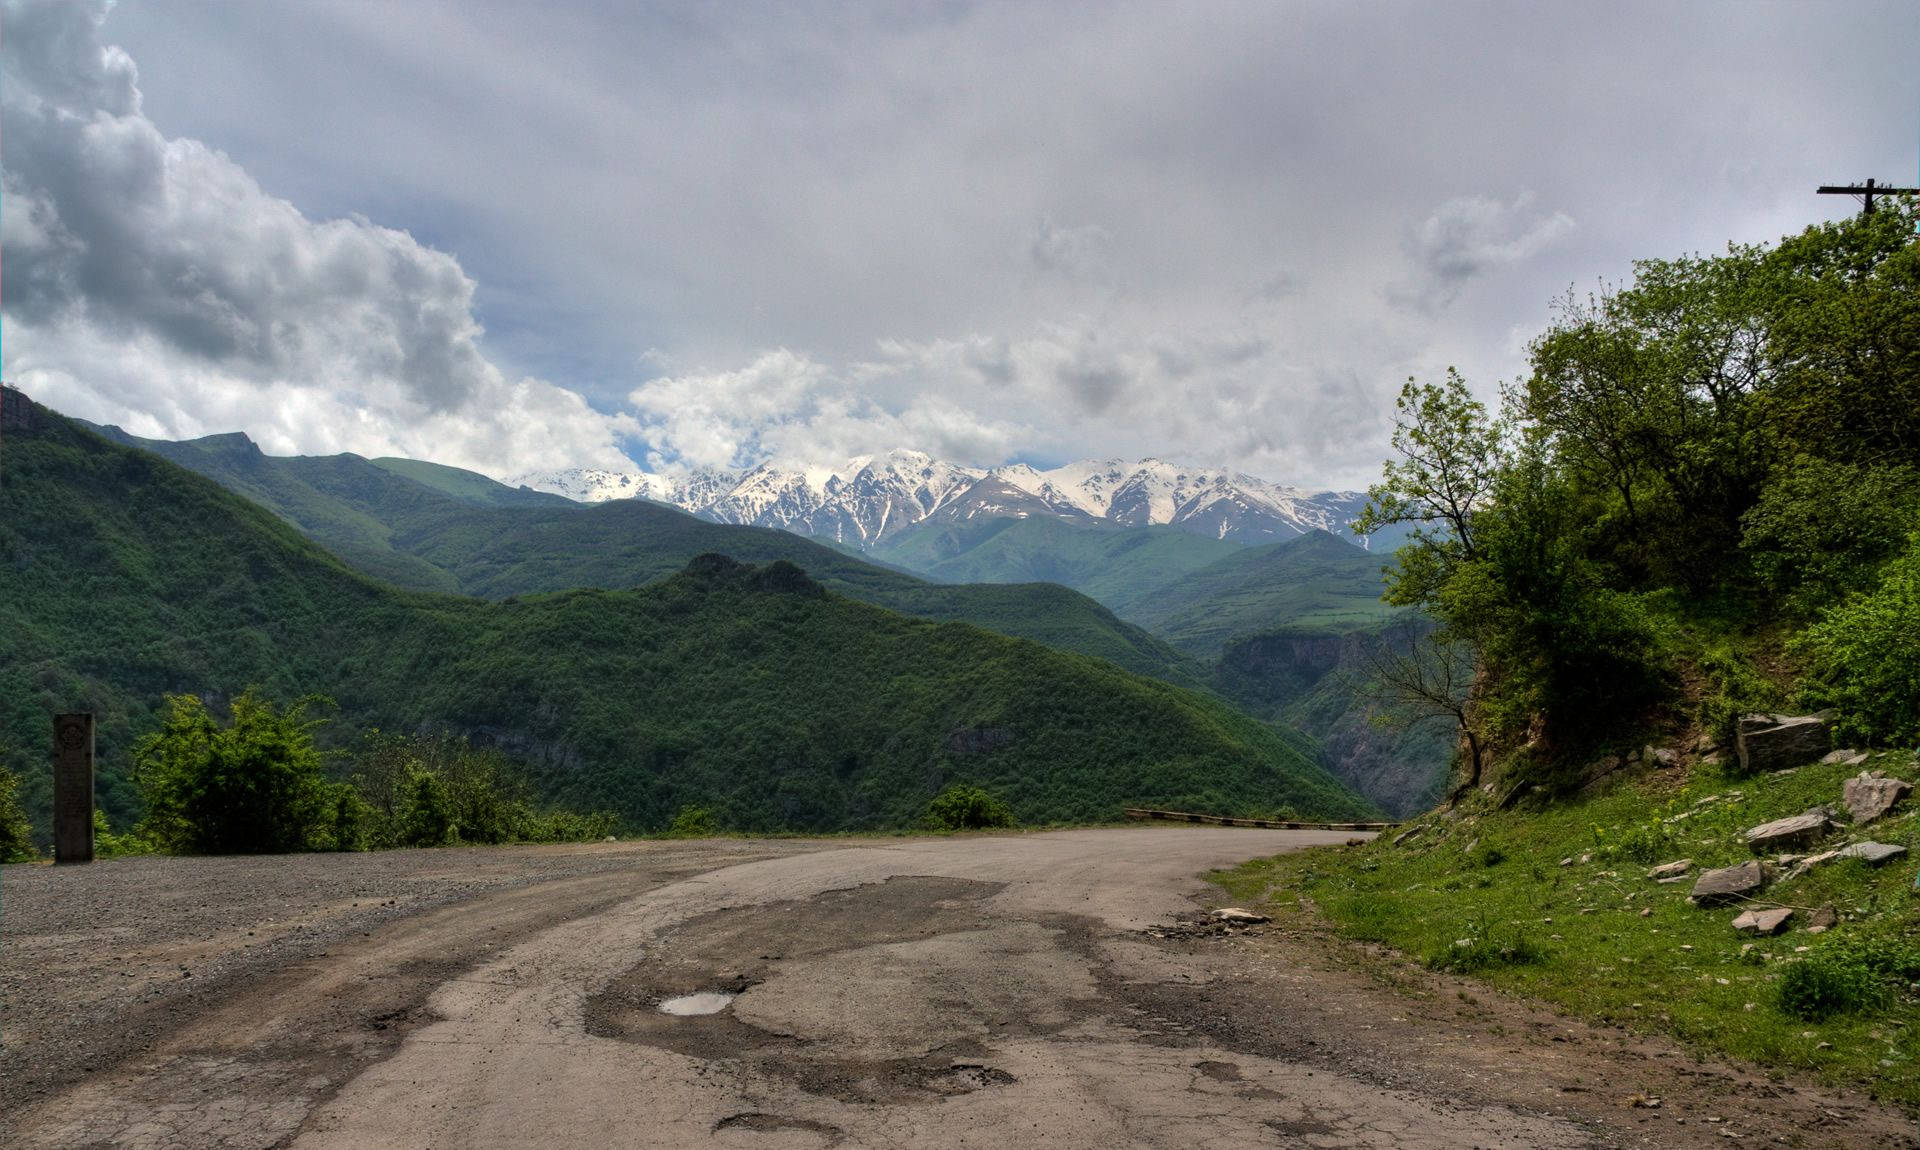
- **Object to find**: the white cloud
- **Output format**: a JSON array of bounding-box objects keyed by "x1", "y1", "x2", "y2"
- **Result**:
[{"x1": 0, "y1": 0, "x2": 635, "y2": 477}]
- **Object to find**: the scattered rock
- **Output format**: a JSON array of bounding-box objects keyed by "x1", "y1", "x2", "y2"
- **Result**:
[
  {"x1": 1692, "y1": 731, "x2": 1720, "y2": 754},
  {"x1": 1837, "y1": 841, "x2": 1908, "y2": 867},
  {"x1": 1745, "y1": 808, "x2": 1835, "y2": 854},
  {"x1": 1736, "y1": 713, "x2": 1831, "y2": 773},
  {"x1": 1645, "y1": 745, "x2": 1682, "y2": 768},
  {"x1": 1821, "y1": 748, "x2": 1870, "y2": 767},
  {"x1": 1806, "y1": 905, "x2": 1838, "y2": 934},
  {"x1": 1391, "y1": 825, "x2": 1427, "y2": 847},
  {"x1": 1639, "y1": 907, "x2": 1653, "y2": 917},
  {"x1": 1732, "y1": 907, "x2": 1794, "y2": 936},
  {"x1": 1690, "y1": 860, "x2": 1767, "y2": 906},
  {"x1": 1210, "y1": 907, "x2": 1270, "y2": 924},
  {"x1": 1842, "y1": 772, "x2": 1912, "y2": 825},
  {"x1": 1559, "y1": 857, "x2": 1574, "y2": 867},
  {"x1": 1647, "y1": 859, "x2": 1694, "y2": 881}
]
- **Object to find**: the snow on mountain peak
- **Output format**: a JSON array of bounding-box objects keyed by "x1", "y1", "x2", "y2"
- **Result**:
[{"x1": 509, "y1": 452, "x2": 1364, "y2": 546}]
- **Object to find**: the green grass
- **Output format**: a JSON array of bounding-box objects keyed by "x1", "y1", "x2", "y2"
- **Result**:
[{"x1": 1214, "y1": 753, "x2": 1920, "y2": 1105}]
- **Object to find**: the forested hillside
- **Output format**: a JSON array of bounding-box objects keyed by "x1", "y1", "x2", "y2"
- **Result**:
[{"x1": 1, "y1": 403, "x2": 1372, "y2": 836}]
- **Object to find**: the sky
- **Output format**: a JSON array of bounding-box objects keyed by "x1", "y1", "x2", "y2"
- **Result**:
[{"x1": 3, "y1": 0, "x2": 1916, "y2": 489}]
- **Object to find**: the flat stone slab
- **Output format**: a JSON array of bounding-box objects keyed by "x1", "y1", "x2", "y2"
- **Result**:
[
  {"x1": 1821, "y1": 749, "x2": 1869, "y2": 767},
  {"x1": 1838, "y1": 841, "x2": 1908, "y2": 867},
  {"x1": 1211, "y1": 908, "x2": 1269, "y2": 924},
  {"x1": 1732, "y1": 907, "x2": 1794, "y2": 936},
  {"x1": 1746, "y1": 809, "x2": 1834, "y2": 853},
  {"x1": 1647, "y1": 859, "x2": 1693, "y2": 880},
  {"x1": 1842, "y1": 773, "x2": 1912, "y2": 825},
  {"x1": 1736, "y1": 713, "x2": 1830, "y2": 773},
  {"x1": 1691, "y1": 860, "x2": 1766, "y2": 906}
]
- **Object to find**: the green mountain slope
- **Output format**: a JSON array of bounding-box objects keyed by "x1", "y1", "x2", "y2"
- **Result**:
[
  {"x1": 2, "y1": 400, "x2": 1373, "y2": 834},
  {"x1": 83, "y1": 426, "x2": 1205, "y2": 689},
  {"x1": 366, "y1": 456, "x2": 576, "y2": 507},
  {"x1": 1120, "y1": 530, "x2": 1399, "y2": 657},
  {"x1": 872, "y1": 515, "x2": 1245, "y2": 609}
]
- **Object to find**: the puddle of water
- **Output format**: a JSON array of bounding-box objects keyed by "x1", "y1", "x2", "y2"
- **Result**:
[{"x1": 658, "y1": 992, "x2": 736, "y2": 1016}]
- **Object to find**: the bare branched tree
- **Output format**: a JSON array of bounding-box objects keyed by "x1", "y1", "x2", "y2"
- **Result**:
[{"x1": 1358, "y1": 618, "x2": 1483, "y2": 805}]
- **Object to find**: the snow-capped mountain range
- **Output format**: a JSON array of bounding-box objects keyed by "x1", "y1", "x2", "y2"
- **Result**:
[{"x1": 509, "y1": 451, "x2": 1373, "y2": 548}]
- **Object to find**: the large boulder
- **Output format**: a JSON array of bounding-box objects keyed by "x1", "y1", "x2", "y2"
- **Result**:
[
  {"x1": 1735, "y1": 713, "x2": 1831, "y2": 773},
  {"x1": 1745, "y1": 808, "x2": 1835, "y2": 854},
  {"x1": 1690, "y1": 860, "x2": 1767, "y2": 906},
  {"x1": 1842, "y1": 772, "x2": 1912, "y2": 825}
]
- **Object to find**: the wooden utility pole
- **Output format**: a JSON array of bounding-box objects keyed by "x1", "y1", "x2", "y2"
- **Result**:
[{"x1": 1817, "y1": 178, "x2": 1920, "y2": 215}]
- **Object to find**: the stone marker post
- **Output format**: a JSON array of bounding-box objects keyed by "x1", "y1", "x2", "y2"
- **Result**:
[{"x1": 54, "y1": 713, "x2": 95, "y2": 864}]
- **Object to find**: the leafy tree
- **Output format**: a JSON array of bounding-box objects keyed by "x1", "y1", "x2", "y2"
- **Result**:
[
  {"x1": 1354, "y1": 368, "x2": 1507, "y2": 569},
  {"x1": 133, "y1": 690, "x2": 350, "y2": 854},
  {"x1": 923, "y1": 784, "x2": 1016, "y2": 831},
  {"x1": 0, "y1": 760, "x2": 37, "y2": 862},
  {"x1": 394, "y1": 768, "x2": 457, "y2": 847}
]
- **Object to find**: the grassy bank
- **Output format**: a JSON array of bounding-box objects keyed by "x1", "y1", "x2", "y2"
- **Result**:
[{"x1": 1215, "y1": 751, "x2": 1920, "y2": 1106}]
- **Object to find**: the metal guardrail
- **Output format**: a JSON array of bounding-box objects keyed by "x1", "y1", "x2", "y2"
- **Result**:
[{"x1": 1123, "y1": 807, "x2": 1395, "y2": 832}]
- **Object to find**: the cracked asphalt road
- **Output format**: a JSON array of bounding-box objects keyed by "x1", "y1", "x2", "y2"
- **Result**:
[{"x1": 4, "y1": 828, "x2": 1909, "y2": 1148}]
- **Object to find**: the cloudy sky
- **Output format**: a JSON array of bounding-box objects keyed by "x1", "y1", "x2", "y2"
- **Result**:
[{"x1": 4, "y1": 1, "x2": 1915, "y2": 487}]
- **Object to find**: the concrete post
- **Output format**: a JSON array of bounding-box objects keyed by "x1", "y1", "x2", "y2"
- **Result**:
[{"x1": 54, "y1": 713, "x2": 95, "y2": 864}]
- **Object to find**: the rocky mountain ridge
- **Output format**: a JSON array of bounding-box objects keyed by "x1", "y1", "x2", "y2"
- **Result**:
[{"x1": 511, "y1": 451, "x2": 1371, "y2": 547}]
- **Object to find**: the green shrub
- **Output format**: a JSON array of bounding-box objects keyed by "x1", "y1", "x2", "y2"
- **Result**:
[
  {"x1": 526, "y1": 809, "x2": 619, "y2": 842},
  {"x1": 1777, "y1": 953, "x2": 1889, "y2": 1020},
  {"x1": 1741, "y1": 458, "x2": 1920, "y2": 617},
  {"x1": 0, "y1": 762, "x2": 36, "y2": 862},
  {"x1": 665, "y1": 805, "x2": 718, "y2": 838},
  {"x1": 922, "y1": 785, "x2": 1017, "y2": 831},
  {"x1": 91, "y1": 810, "x2": 156, "y2": 858},
  {"x1": 1797, "y1": 532, "x2": 1920, "y2": 744},
  {"x1": 133, "y1": 691, "x2": 351, "y2": 855},
  {"x1": 1776, "y1": 930, "x2": 1920, "y2": 1020}
]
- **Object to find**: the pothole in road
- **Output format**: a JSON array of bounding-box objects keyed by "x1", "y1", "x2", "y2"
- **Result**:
[
  {"x1": 587, "y1": 875, "x2": 1048, "y2": 1104},
  {"x1": 659, "y1": 991, "x2": 736, "y2": 1016}
]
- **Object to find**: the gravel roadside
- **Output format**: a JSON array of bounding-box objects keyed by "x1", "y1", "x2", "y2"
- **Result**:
[{"x1": 0, "y1": 838, "x2": 830, "y2": 1121}]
